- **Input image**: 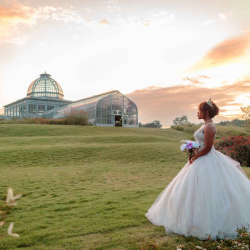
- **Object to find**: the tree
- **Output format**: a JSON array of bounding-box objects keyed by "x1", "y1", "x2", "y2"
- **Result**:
[
  {"x1": 173, "y1": 115, "x2": 190, "y2": 125},
  {"x1": 139, "y1": 122, "x2": 144, "y2": 127},
  {"x1": 241, "y1": 106, "x2": 250, "y2": 118},
  {"x1": 217, "y1": 119, "x2": 246, "y2": 127},
  {"x1": 139, "y1": 120, "x2": 162, "y2": 128},
  {"x1": 152, "y1": 120, "x2": 162, "y2": 128}
]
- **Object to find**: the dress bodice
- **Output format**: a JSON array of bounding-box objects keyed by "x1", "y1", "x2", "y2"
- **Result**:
[{"x1": 194, "y1": 123, "x2": 216, "y2": 151}]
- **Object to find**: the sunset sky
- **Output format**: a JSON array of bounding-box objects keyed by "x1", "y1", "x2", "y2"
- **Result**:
[{"x1": 1, "y1": 0, "x2": 250, "y2": 126}]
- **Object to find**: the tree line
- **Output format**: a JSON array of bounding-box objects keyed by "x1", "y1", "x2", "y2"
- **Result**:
[
  {"x1": 139, "y1": 120, "x2": 162, "y2": 128},
  {"x1": 172, "y1": 105, "x2": 250, "y2": 126},
  {"x1": 138, "y1": 105, "x2": 250, "y2": 128}
]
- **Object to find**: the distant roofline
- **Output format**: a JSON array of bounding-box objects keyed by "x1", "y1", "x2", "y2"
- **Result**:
[
  {"x1": 72, "y1": 90, "x2": 119, "y2": 104},
  {"x1": 4, "y1": 89, "x2": 138, "y2": 111},
  {"x1": 4, "y1": 97, "x2": 72, "y2": 107}
]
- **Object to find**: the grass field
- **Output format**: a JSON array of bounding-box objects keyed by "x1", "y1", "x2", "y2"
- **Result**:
[{"x1": 0, "y1": 124, "x2": 249, "y2": 250}]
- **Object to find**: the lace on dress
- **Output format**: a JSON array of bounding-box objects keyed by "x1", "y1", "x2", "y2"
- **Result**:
[{"x1": 194, "y1": 122, "x2": 216, "y2": 151}]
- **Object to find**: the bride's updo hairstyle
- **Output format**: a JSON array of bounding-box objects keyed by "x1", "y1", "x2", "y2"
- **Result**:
[{"x1": 198, "y1": 100, "x2": 219, "y2": 118}]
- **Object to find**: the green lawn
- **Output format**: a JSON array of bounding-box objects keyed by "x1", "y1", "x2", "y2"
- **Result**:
[{"x1": 0, "y1": 125, "x2": 249, "y2": 250}]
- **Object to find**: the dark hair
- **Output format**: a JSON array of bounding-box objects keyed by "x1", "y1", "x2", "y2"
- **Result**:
[{"x1": 198, "y1": 101, "x2": 219, "y2": 118}]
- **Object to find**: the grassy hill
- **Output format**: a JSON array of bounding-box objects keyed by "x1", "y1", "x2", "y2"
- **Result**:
[{"x1": 0, "y1": 124, "x2": 249, "y2": 250}]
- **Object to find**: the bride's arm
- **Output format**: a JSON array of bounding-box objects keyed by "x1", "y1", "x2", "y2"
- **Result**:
[{"x1": 191, "y1": 124, "x2": 216, "y2": 162}]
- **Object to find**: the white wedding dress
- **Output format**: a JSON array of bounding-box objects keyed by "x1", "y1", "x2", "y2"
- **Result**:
[{"x1": 145, "y1": 122, "x2": 250, "y2": 240}]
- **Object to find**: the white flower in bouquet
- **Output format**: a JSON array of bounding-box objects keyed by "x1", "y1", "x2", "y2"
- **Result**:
[
  {"x1": 180, "y1": 144, "x2": 187, "y2": 151},
  {"x1": 180, "y1": 140, "x2": 200, "y2": 158},
  {"x1": 193, "y1": 141, "x2": 200, "y2": 148}
]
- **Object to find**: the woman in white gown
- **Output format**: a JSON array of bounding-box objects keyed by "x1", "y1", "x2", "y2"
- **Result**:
[{"x1": 145, "y1": 99, "x2": 250, "y2": 240}]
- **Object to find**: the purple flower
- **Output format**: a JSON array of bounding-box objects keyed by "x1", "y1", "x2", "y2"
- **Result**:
[{"x1": 186, "y1": 142, "x2": 193, "y2": 150}]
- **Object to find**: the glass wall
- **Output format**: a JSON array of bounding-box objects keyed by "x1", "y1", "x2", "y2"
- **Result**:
[
  {"x1": 4, "y1": 101, "x2": 26, "y2": 117},
  {"x1": 47, "y1": 105, "x2": 55, "y2": 111},
  {"x1": 19, "y1": 102, "x2": 27, "y2": 117},
  {"x1": 28, "y1": 104, "x2": 36, "y2": 115},
  {"x1": 52, "y1": 98, "x2": 98, "y2": 122},
  {"x1": 96, "y1": 95, "x2": 112, "y2": 125},
  {"x1": 96, "y1": 91, "x2": 138, "y2": 127},
  {"x1": 4, "y1": 99, "x2": 68, "y2": 118},
  {"x1": 38, "y1": 104, "x2": 45, "y2": 114},
  {"x1": 50, "y1": 91, "x2": 138, "y2": 127}
]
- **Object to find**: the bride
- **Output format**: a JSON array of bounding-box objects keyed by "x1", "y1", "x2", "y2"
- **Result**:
[{"x1": 145, "y1": 98, "x2": 250, "y2": 240}]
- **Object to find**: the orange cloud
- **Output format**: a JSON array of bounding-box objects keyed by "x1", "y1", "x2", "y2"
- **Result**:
[
  {"x1": 0, "y1": 5, "x2": 34, "y2": 44},
  {"x1": 0, "y1": 6, "x2": 29, "y2": 19},
  {"x1": 188, "y1": 33, "x2": 250, "y2": 72},
  {"x1": 182, "y1": 75, "x2": 211, "y2": 85},
  {"x1": 198, "y1": 75, "x2": 211, "y2": 79},
  {"x1": 99, "y1": 19, "x2": 109, "y2": 25},
  {"x1": 126, "y1": 81, "x2": 249, "y2": 127},
  {"x1": 183, "y1": 77, "x2": 201, "y2": 84}
]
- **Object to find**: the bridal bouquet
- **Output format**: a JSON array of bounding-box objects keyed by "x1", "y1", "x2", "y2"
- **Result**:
[{"x1": 180, "y1": 140, "x2": 200, "y2": 158}]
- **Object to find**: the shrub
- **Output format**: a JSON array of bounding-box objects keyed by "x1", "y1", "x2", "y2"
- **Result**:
[
  {"x1": 137, "y1": 237, "x2": 159, "y2": 250},
  {"x1": 140, "y1": 120, "x2": 162, "y2": 128},
  {"x1": 0, "y1": 118, "x2": 67, "y2": 125},
  {"x1": 171, "y1": 124, "x2": 201, "y2": 134},
  {"x1": 171, "y1": 124, "x2": 250, "y2": 138},
  {"x1": 0, "y1": 110, "x2": 92, "y2": 126},
  {"x1": 173, "y1": 126, "x2": 184, "y2": 131},
  {"x1": 64, "y1": 109, "x2": 90, "y2": 126},
  {"x1": 214, "y1": 136, "x2": 250, "y2": 167},
  {"x1": 217, "y1": 118, "x2": 250, "y2": 127}
]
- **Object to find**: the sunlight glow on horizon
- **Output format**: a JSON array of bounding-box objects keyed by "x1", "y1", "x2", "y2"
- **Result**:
[{"x1": 0, "y1": 0, "x2": 250, "y2": 124}]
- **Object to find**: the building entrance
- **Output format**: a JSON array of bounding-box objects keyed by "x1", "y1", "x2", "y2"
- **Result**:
[{"x1": 115, "y1": 115, "x2": 122, "y2": 127}]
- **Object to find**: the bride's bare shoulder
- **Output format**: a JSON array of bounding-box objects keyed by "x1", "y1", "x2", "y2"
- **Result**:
[
  {"x1": 205, "y1": 122, "x2": 216, "y2": 127},
  {"x1": 204, "y1": 123, "x2": 216, "y2": 133}
]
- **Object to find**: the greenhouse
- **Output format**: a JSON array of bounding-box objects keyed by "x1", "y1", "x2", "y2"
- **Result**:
[
  {"x1": 45, "y1": 90, "x2": 138, "y2": 127},
  {"x1": 3, "y1": 73, "x2": 139, "y2": 127},
  {"x1": 4, "y1": 73, "x2": 71, "y2": 118}
]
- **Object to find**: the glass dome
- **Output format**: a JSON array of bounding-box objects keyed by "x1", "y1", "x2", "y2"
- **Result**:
[{"x1": 27, "y1": 72, "x2": 64, "y2": 99}]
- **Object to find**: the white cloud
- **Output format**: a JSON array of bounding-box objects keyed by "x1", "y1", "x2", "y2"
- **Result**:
[
  {"x1": 200, "y1": 19, "x2": 215, "y2": 27},
  {"x1": 125, "y1": 11, "x2": 175, "y2": 28},
  {"x1": 218, "y1": 13, "x2": 227, "y2": 20},
  {"x1": 37, "y1": 6, "x2": 84, "y2": 24},
  {"x1": 5, "y1": 35, "x2": 30, "y2": 45},
  {"x1": 0, "y1": 4, "x2": 85, "y2": 44},
  {"x1": 0, "y1": 3, "x2": 177, "y2": 45}
]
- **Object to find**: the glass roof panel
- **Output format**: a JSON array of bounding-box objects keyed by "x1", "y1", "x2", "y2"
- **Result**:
[
  {"x1": 48, "y1": 91, "x2": 119, "y2": 118},
  {"x1": 27, "y1": 72, "x2": 64, "y2": 99}
]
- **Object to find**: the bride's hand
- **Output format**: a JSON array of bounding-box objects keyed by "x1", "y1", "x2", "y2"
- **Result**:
[
  {"x1": 188, "y1": 157, "x2": 192, "y2": 164},
  {"x1": 189, "y1": 157, "x2": 195, "y2": 164}
]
